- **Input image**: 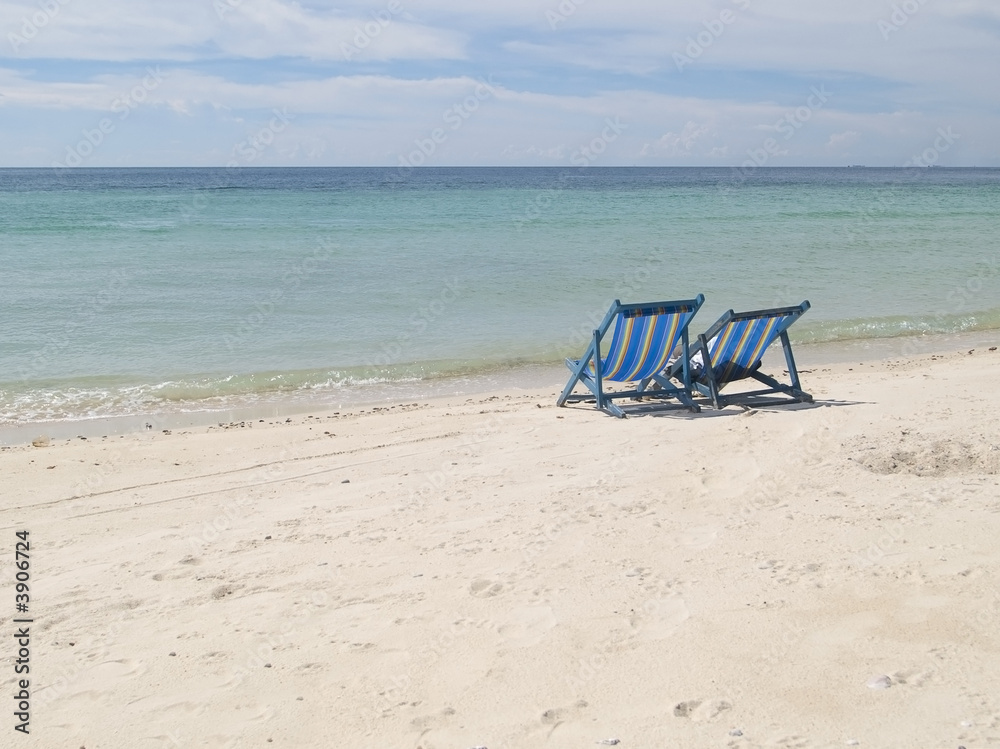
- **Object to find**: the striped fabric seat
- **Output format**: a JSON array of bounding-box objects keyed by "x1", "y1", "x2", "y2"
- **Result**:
[
  {"x1": 704, "y1": 310, "x2": 800, "y2": 386},
  {"x1": 671, "y1": 301, "x2": 813, "y2": 410},
  {"x1": 558, "y1": 296, "x2": 705, "y2": 418},
  {"x1": 595, "y1": 304, "x2": 697, "y2": 382}
]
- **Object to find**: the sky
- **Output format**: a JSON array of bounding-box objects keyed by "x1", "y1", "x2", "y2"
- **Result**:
[{"x1": 1, "y1": 0, "x2": 998, "y2": 167}]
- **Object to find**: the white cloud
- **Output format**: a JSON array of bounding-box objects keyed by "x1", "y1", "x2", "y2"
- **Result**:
[
  {"x1": 0, "y1": 0, "x2": 465, "y2": 61},
  {"x1": 1, "y1": 1, "x2": 999, "y2": 165},
  {"x1": 215, "y1": 0, "x2": 466, "y2": 62},
  {"x1": 3, "y1": 65, "x2": 997, "y2": 167},
  {"x1": 640, "y1": 121, "x2": 709, "y2": 158}
]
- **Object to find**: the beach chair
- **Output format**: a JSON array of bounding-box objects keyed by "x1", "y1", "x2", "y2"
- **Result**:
[
  {"x1": 667, "y1": 301, "x2": 812, "y2": 410},
  {"x1": 557, "y1": 295, "x2": 705, "y2": 418}
]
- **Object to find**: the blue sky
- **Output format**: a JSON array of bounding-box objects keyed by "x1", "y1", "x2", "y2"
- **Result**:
[{"x1": 1, "y1": 0, "x2": 998, "y2": 167}]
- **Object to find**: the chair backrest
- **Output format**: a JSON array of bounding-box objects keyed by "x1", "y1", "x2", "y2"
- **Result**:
[
  {"x1": 600, "y1": 297, "x2": 703, "y2": 382},
  {"x1": 704, "y1": 302, "x2": 810, "y2": 385}
]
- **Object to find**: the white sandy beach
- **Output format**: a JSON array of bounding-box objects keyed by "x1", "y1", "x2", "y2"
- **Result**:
[{"x1": 3, "y1": 346, "x2": 1000, "y2": 748}]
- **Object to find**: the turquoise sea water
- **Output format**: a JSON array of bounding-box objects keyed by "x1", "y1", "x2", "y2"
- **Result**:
[{"x1": 1, "y1": 167, "x2": 999, "y2": 424}]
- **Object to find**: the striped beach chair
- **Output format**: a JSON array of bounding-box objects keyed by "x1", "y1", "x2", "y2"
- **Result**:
[
  {"x1": 557, "y1": 295, "x2": 704, "y2": 418},
  {"x1": 668, "y1": 301, "x2": 812, "y2": 410}
]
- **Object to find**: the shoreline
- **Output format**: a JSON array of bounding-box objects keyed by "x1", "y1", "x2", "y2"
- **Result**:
[{"x1": 3, "y1": 328, "x2": 998, "y2": 447}]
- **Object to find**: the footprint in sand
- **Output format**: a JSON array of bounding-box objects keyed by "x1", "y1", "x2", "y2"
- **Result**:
[
  {"x1": 630, "y1": 596, "x2": 689, "y2": 640},
  {"x1": 536, "y1": 700, "x2": 596, "y2": 744},
  {"x1": 540, "y1": 700, "x2": 589, "y2": 726},
  {"x1": 197, "y1": 734, "x2": 244, "y2": 749},
  {"x1": 89, "y1": 658, "x2": 148, "y2": 680},
  {"x1": 774, "y1": 735, "x2": 812, "y2": 748},
  {"x1": 143, "y1": 733, "x2": 191, "y2": 749},
  {"x1": 60, "y1": 688, "x2": 119, "y2": 711},
  {"x1": 497, "y1": 606, "x2": 557, "y2": 648},
  {"x1": 110, "y1": 598, "x2": 144, "y2": 611},
  {"x1": 211, "y1": 584, "x2": 241, "y2": 600},
  {"x1": 142, "y1": 699, "x2": 210, "y2": 718},
  {"x1": 469, "y1": 578, "x2": 505, "y2": 598},
  {"x1": 673, "y1": 698, "x2": 732, "y2": 722},
  {"x1": 235, "y1": 701, "x2": 276, "y2": 724},
  {"x1": 410, "y1": 706, "x2": 457, "y2": 731},
  {"x1": 676, "y1": 525, "x2": 719, "y2": 550},
  {"x1": 890, "y1": 667, "x2": 936, "y2": 687}
]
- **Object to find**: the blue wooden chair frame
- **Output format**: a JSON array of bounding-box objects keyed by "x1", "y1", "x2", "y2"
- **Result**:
[
  {"x1": 667, "y1": 301, "x2": 812, "y2": 410},
  {"x1": 557, "y1": 295, "x2": 705, "y2": 418}
]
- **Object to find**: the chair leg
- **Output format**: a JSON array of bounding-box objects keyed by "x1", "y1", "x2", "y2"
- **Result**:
[
  {"x1": 592, "y1": 329, "x2": 605, "y2": 412},
  {"x1": 557, "y1": 340, "x2": 597, "y2": 407},
  {"x1": 780, "y1": 331, "x2": 813, "y2": 402},
  {"x1": 697, "y1": 333, "x2": 724, "y2": 410},
  {"x1": 601, "y1": 400, "x2": 627, "y2": 418}
]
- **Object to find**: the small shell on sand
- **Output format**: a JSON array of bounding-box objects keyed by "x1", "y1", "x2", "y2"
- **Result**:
[{"x1": 866, "y1": 675, "x2": 892, "y2": 690}]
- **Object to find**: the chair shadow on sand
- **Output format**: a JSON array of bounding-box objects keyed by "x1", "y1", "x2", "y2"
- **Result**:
[{"x1": 584, "y1": 396, "x2": 869, "y2": 420}]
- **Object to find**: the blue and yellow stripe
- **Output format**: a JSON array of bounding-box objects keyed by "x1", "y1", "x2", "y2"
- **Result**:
[
  {"x1": 708, "y1": 314, "x2": 794, "y2": 385},
  {"x1": 591, "y1": 306, "x2": 696, "y2": 383}
]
